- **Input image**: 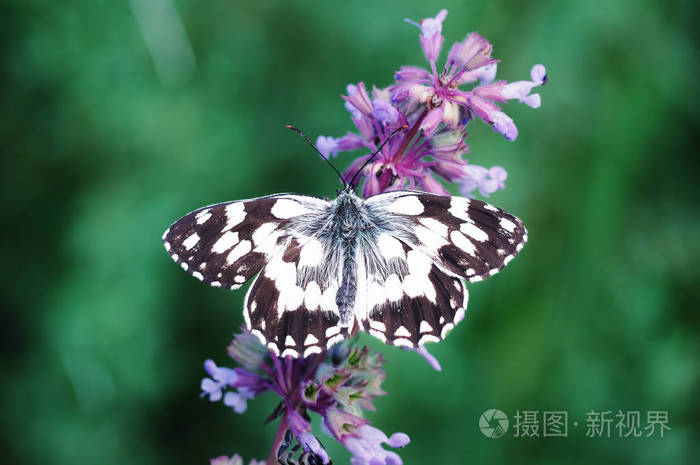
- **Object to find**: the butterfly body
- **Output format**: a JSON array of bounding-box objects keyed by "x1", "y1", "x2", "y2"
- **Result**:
[{"x1": 163, "y1": 188, "x2": 526, "y2": 358}]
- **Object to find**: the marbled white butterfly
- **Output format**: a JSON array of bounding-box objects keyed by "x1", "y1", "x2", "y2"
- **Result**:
[{"x1": 163, "y1": 184, "x2": 526, "y2": 358}]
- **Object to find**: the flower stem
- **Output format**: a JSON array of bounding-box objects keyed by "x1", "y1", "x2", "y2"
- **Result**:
[
  {"x1": 393, "y1": 108, "x2": 428, "y2": 162},
  {"x1": 267, "y1": 415, "x2": 289, "y2": 465}
]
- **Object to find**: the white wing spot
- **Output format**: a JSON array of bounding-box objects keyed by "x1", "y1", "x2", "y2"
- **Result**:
[
  {"x1": 226, "y1": 240, "x2": 252, "y2": 265},
  {"x1": 369, "y1": 320, "x2": 386, "y2": 332},
  {"x1": 285, "y1": 335, "x2": 296, "y2": 347},
  {"x1": 440, "y1": 323, "x2": 455, "y2": 339},
  {"x1": 504, "y1": 255, "x2": 514, "y2": 265},
  {"x1": 392, "y1": 338, "x2": 413, "y2": 348},
  {"x1": 419, "y1": 335, "x2": 440, "y2": 344},
  {"x1": 211, "y1": 281, "x2": 221, "y2": 287},
  {"x1": 419, "y1": 321, "x2": 433, "y2": 333},
  {"x1": 234, "y1": 275, "x2": 246, "y2": 283},
  {"x1": 299, "y1": 238, "x2": 324, "y2": 267},
  {"x1": 252, "y1": 222, "x2": 278, "y2": 246},
  {"x1": 384, "y1": 274, "x2": 403, "y2": 302},
  {"x1": 326, "y1": 326, "x2": 341, "y2": 337},
  {"x1": 182, "y1": 233, "x2": 200, "y2": 251},
  {"x1": 181, "y1": 262, "x2": 188, "y2": 271},
  {"x1": 500, "y1": 217, "x2": 517, "y2": 233},
  {"x1": 304, "y1": 346, "x2": 322, "y2": 357},
  {"x1": 304, "y1": 281, "x2": 322, "y2": 310},
  {"x1": 304, "y1": 334, "x2": 319, "y2": 346},
  {"x1": 172, "y1": 253, "x2": 179, "y2": 261},
  {"x1": 448, "y1": 197, "x2": 470, "y2": 221},
  {"x1": 212, "y1": 231, "x2": 240, "y2": 254},
  {"x1": 267, "y1": 342, "x2": 280, "y2": 356},
  {"x1": 395, "y1": 326, "x2": 411, "y2": 338},
  {"x1": 195, "y1": 209, "x2": 212, "y2": 224},
  {"x1": 223, "y1": 203, "x2": 246, "y2": 231},
  {"x1": 162, "y1": 228, "x2": 170, "y2": 240},
  {"x1": 251, "y1": 329, "x2": 266, "y2": 345},
  {"x1": 192, "y1": 271, "x2": 203, "y2": 281},
  {"x1": 271, "y1": 198, "x2": 310, "y2": 219},
  {"x1": 377, "y1": 234, "x2": 405, "y2": 260},
  {"x1": 413, "y1": 225, "x2": 448, "y2": 252},
  {"x1": 439, "y1": 316, "x2": 445, "y2": 324},
  {"x1": 419, "y1": 217, "x2": 449, "y2": 237},
  {"x1": 483, "y1": 204, "x2": 499, "y2": 212},
  {"x1": 460, "y1": 222, "x2": 489, "y2": 242},
  {"x1": 281, "y1": 348, "x2": 299, "y2": 358},
  {"x1": 164, "y1": 242, "x2": 171, "y2": 251},
  {"x1": 454, "y1": 308, "x2": 466, "y2": 323},
  {"x1": 386, "y1": 196, "x2": 424, "y2": 215},
  {"x1": 450, "y1": 230, "x2": 476, "y2": 256}
]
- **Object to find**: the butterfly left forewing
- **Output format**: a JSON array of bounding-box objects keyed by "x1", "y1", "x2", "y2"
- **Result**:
[{"x1": 163, "y1": 194, "x2": 328, "y2": 289}]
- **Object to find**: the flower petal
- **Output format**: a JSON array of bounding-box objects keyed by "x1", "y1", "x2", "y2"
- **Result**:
[
  {"x1": 223, "y1": 391, "x2": 249, "y2": 414},
  {"x1": 491, "y1": 111, "x2": 518, "y2": 141},
  {"x1": 419, "y1": 106, "x2": 444, "y2": 136},
  {"x1": 372, "y1": 99, "x2": 400, "y2": 127},
  {"x1": 316, "y1": 136, "x2": 339, "y2": 158},
  {"x1": 394, "y1": 66, "x2": 432, "y2": 82}
]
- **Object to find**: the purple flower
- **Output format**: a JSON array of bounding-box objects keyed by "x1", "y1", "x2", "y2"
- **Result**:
[
  {"x1": 203, "y1": 331, "x2": 406, "y2": 465},
  {"x1": 343, "y1": 425, "x2": 410, "y2": 465},
  {"x1": 317, "y1": 82, "x2": 470, "y2": 196},
  {"x1": 392, "y1": 10, "x2": 546, "y2": 140},
  {"x1": 210, "y1": 454, "x2": 265, "y2": 465},
  {"x1": 459, "y1": 165, "x2": 508, "y2": 197},
  {"x1": 201, "y1": 359, "x2": 238, "y2": 402}
]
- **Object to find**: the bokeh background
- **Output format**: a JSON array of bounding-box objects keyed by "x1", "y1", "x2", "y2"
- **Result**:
[{"x1": 2, "y1": 0, "x2": 698, "y2": 464}]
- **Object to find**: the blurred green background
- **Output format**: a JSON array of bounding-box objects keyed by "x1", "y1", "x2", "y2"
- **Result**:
[{"x1": 2, "y1": 0, "x2": 698, "y2": 464}]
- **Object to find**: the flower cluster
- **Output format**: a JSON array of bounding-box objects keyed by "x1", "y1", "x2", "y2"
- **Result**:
[
  {"x1": 317, "y1": 9, "x2": 545, "y2": 198},
  {"x1": 203, "y1": 329, "x2": 409, "y2": 465}
]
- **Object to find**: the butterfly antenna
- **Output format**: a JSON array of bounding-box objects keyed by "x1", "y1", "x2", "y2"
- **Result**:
[
  {"x1": 286, "y1": 125, "x2": 347, "y2": 188},
  {"x1": 348, "y1": 125, "x2": 408, "y2": 188}
]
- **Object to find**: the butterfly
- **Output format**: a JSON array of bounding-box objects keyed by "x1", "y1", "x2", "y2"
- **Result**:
[{"x1": 163, "y1": 185, "x2": 526, "y2": 358}]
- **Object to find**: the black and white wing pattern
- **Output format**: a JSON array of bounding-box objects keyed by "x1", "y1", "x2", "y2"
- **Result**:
[
  {"x1": 162, "y1": 194, "x2": 345, "y2": 357},
  {"x1": 164, "y1": 188, "x2": 527, "y2": 357},
  {"x1": 357, "y1": 190, "x2": 527, "y2": 347}
]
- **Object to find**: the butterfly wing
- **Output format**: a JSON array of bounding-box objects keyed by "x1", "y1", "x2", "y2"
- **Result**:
[
  {"x1": 163, "y1": 193, "x2": 346, "y2": 358},
  {"x1": 163, "y1": 194, "x2": 326, "y2": 289},
  {"x1": 244, "y1": 234, "x2": 347, "y2": 358},
  {"x1": 356, "y1": 190, "x2": 527, "y2": 346}
]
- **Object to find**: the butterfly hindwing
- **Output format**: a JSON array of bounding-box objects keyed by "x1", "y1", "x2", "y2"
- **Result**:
[
  {"x1": 358, "y1": 246, "x2": 467, "y2": 347},
  {"x1": 244, "y1": 235, "x2": 347, "y2": 358}
]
